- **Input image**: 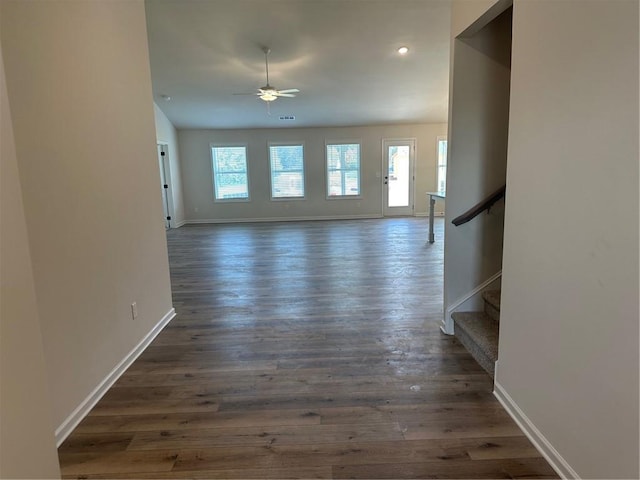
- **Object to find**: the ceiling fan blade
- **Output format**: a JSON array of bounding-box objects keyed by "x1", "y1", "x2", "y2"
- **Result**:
[
  {"x1": 233, "y1": 92, "x2": 261, "y2": 96},
  {"x1": 277, "y1": 89, "x2": 300, "y2": 94},
  {"x1": 275, "y1": 93, "x2": 296, "y2": 98}
]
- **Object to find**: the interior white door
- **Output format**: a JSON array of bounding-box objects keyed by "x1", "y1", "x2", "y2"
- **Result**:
[
  {"x1": 383, "y1": 139, "x2": 415, "y2": 216},
  {"x1": 157, "y1": 145, "x2": 171, "y2": 229}
]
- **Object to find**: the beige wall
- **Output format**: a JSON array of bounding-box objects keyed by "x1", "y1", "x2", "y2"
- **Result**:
[
  {"x1": 0, "y1": 40, "x2": 61, "y2": 480},
  {"x1": 178, "y1": 123, "x2": 447, "y2": 222},
  {"x1": 1, "y1": 0, "x2": 174, "y2": 435},
  {"x1": 154, "y1": 103, "x2": 186, "y2": 227},
  {"x1": 498, "y1": 1, "x2": 639, "y2": 478}
]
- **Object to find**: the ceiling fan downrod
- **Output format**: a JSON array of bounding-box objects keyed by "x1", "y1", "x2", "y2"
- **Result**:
[{"x1": 263, "y1": 47, "x2": 271, "y2": 87}]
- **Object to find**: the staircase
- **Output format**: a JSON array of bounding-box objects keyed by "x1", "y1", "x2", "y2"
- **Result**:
[{"x1": 451, "y1": 290, "x2": 500, "y2": 377}]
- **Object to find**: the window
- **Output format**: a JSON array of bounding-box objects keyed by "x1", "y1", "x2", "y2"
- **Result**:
[
  {"x1": 436, "y1": 136, "x2": 448, "y2": 193},
  {"x1": 326, "y1": 142, "x2": 360, "y2": 197},
  {"x1": 211, "y1": 145, "x2": 249, "y2": 201},
  {"x1": 269, "y1": 143, "x2": 305, "y2": 198}
]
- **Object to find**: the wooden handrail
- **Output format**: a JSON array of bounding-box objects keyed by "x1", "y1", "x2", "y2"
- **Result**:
[{"x1": 451, "y1": 184, "x2": 506, "y2": 226}]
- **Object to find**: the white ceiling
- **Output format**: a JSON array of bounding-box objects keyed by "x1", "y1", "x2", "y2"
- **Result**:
[{"x1": 145, "y1": 0, "x2": 451, "y2": 130}]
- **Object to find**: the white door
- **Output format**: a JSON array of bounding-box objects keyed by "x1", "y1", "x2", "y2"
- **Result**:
[
  {"x1": 157, "y1": 145, "x2": 171, "y2": 229},
  {"x1": 383, "y1": 139, "x2": 415, "y2": 216}
]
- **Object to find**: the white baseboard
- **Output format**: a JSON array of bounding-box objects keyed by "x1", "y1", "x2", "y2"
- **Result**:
[
  {"x1": 186, "y1": 214, "x2": 383, "y2": 224},
  {"x1": 54, "y1": 308, "x2": 176, "y2": 446},
  {"x1": 442, "y1": 270, "x2": 502, "y2": 335},
  {"x1": 171, "y1": 219, "x2": 187, "y2": 228},
  {"x1": 440, "y1": 324, "x2": 454, "y2": 335},
  {"x1": 415, "y1": 212, "x2": 445, "y2": 217},
  {"x1": 493, "y1": 379, "x2": 578, "y2": 479}
]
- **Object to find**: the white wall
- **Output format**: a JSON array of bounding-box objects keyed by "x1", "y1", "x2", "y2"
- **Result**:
[
  {"x1": 497, "y1": 1, "x2": 639, "y2": 478},
  {"x1": 154, "y1": 103, "x2": 186, "y2": 227},
  {"x1": 1, "y1": 0, "x2": 174, "y2": 437},
  {"x1": 443, "y1": 3, "x2": 511, "y2": 322},
  {"x1": 178, "y1": 123, "x2": 447, "y2": 222},
  {"x1": 0, "y1": 40, "x2": 61, "y2": 480}
]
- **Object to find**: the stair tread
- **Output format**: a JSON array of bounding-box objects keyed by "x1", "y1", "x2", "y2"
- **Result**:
[
  {"x1": 451, "y1": 311, "x2": 499, "y2": 362},
  {"x1": 482, "y1": 289, "x2": 501, "y2": 312}
]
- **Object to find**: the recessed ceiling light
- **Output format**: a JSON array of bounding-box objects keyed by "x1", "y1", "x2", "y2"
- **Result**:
[{"x1": 398, "y1": 46, "x2": 409, "y2": 55}]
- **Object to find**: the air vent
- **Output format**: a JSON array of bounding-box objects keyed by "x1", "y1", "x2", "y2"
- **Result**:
[{"x1": 279, "y1": 115, "x2": 296, "y2": 121}]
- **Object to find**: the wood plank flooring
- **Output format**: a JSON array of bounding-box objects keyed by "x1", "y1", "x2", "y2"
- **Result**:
[{"x1": 58, "y1": 218, "x2": 558, "y2": 479}]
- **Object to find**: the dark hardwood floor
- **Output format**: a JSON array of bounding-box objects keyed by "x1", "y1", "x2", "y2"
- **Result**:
[{"x1": 58, "y1": 217, "x2": 557, "y2": 479}]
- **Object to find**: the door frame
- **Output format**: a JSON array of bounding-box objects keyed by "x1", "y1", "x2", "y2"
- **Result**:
[
  {"x1": 157, "y1": 143, "x2": 173, "y2": 229},
  {"x1": 381, "y1": 138, "x2": 417, "y2": 216}
]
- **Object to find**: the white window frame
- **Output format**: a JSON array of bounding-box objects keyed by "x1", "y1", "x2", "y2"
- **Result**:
[
  {"x1": 436, "y1": 135, "x2": 448, "y2": 194},
  {"x1": 325, "y1": 140, "x2": 362, "y2": 199},
  {"x1": 268, "y1": 141, "x2": 306, "y2": 200},
  {"x1": 210, "y1": 143, "x2": 251, "y2": 202}
]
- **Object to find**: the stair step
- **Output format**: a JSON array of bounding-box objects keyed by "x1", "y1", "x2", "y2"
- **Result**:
[
  {"x1": 482, "y1": 289, "x2": 501, "y2": 323},
  {"x1": 451, "y1": 311, "x2": 499, "y2": 377}
]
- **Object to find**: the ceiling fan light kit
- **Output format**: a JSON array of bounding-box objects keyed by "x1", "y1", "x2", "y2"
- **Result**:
[{"x1": 259, "y1": 89, "x2": 278, "y2": 102}]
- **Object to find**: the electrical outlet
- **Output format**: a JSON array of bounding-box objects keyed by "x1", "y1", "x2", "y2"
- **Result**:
[{"x1": 131, "y1": 302, "x2": 138, "y2": 319}]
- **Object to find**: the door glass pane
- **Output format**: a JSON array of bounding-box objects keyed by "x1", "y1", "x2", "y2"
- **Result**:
[{"x1": 387, "y1": 146, "x2": 410, "y2": 207}]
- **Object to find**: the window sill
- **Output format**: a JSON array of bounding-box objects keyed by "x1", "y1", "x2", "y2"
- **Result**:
[{"x1": 326, "y1": 195, "x2": 362, "y2": 200}]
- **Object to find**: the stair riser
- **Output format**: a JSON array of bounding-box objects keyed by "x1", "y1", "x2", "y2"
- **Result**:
[
  {"x1": 453, "y1": 324, "x2": 496, "y2": 377},
  {"x1": 484, "y1": 301, "x2": 500, "y2": 323}
]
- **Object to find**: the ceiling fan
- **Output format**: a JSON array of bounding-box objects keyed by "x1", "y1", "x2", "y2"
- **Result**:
[{"x1": 234, "y1": 47, "x2": 300, "y2": 103}]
